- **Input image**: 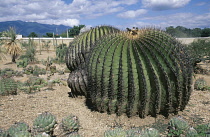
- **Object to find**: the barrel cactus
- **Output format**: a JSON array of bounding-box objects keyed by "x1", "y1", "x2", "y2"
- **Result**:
[
  {"x1": 66, "y1": 25, "x2": 120, "y2": 71},
  {"x1": 33, "y1": 112, "x2": 57, "y2": 136},
  {"x1": 61, "y1": 114, "x2": 80, "y2": 133},
  {"x1": 86, "y1": 28, "x2": 193, "y2": 118},
  {"x1": 67, "y1": 69, "x2": 87, "y2": 97},
  {"x1": 0, "y1": 77, "x2": 17, "y2": 96}
]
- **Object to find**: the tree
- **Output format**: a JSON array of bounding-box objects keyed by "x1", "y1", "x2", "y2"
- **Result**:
[
  {"x1": 201, "y1": 28, "x2": 210, "y2": 37},
  {"x1": 68, "y1": 25, "x2": 85, "y2": 37},
  {"x1": 46, "y1": 32, "x2": 53, "y2": 37},
  {"x1": 191, "y1": 28, "x2": 202, "y2": 37},
  {"x1": 1, "y1": 27, "x2": 22, "y2": 63},
  {"x1": 28, "y1": 32, "x2": 38, "y2": 37}
]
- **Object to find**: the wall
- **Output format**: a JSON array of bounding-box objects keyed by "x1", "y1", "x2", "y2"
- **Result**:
[{"x1": 19, "y1": 37, "x2": 74, "y2": 51}]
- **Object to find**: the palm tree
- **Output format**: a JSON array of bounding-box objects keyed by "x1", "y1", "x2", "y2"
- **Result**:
[{"x1": 2, "y1": 27, "x2": 22, "y2": 63}]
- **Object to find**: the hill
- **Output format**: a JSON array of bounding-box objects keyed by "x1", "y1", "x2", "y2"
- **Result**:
[{"x1": 0, "y1": 20, "x2": 71, "y2": 36}]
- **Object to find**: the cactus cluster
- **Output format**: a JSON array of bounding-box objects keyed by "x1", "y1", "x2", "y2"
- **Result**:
[
  {"x1": 66, "y1": 27, "x2": 194, "y2": 118},
  {"x1": 33, "y1": 112, "x2": 57, "y2": 135},
  {"x1": 7, "y1": 122, "x2": 31, "y2": 137},
  {"x1": 61, "y1": 114, "x2": 80, "y2": 134},
  {"x1": 104, "y1": 127, "x2": 160, "y2": 137},
  {"x1": 0, "y1": 77, "x2": 17, "y2": 96},
  {"x1": 0, "y1": 112, "x2": 83, "y2": 137},
  {"x1": 86, "y1": 28, "x2": 193, "y2": 118}
]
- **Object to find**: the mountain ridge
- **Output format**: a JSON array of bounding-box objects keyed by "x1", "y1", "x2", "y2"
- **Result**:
[{"x1": 0, "y1": 20, "x2": 71, "y2": 36}]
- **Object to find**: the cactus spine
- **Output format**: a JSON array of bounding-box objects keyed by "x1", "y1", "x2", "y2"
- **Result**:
[{"x1": 87, "y1": 28, "x2": 193, "y2": 118}]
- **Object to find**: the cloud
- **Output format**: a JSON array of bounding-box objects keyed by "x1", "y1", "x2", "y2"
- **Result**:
[
  {"x1": 196, "y1": 2, "x2": 206, "y2": 6},
  {"x1": 0, "y1": 0, "x2": 139, "y2": 26},
  {"x1": 117, "y1": 9, "x2": 147, "y2": 18},
  {"x1": 133, "y1": 12, "x2": 210, "y2": 28},
  {"x1": 142, "y1": 0, "x2": 191, "y2": 10}
]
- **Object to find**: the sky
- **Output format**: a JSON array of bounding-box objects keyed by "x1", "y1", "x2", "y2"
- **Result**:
[{"x1": 0, "y1": 0, "x2": 210, "y2": 30}]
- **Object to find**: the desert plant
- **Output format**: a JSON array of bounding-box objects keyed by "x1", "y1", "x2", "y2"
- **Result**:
[
  {"x1": 19, "y1": 76, "x2": 47, "y2": 93},
  {"x1": 1, "y1": 27, "x2": 22, "y2": 63},
  {"x1": 61, "y1": 114, "x2": 80, "y2": 134},
  {"x1": 56, "y1": 43, "x2": 68, "y2": 63},
  {"x1": 13, "y1": 131, "x2": 32, "y2": 137},
  {"x1": 104, "y1": 128, "x2": 127, "y2": 137},
  {"x1": 0, "y1": 128, "x2": 8, "y2": 137},
  {"x1": 86, "y1": 28, "x2": 193, "y2": 118},
  {"x1": 67, "y1": 69, "x2": 87, "y2": 97},
  {"x1": 42, "y1": 40, "x2": 51, "y2": 52},
  {"x1": 65, "y1": 132, "x2": 82, "y2": 137},
  {"x1": 0, "y1": 68, "x2": 15, "y2": 77},
  {"x1": 194, "y1": 78, "x2": 208, "y2": 91},
  {"x1": 186, "y1": 39, "x2": 210, "y2": 67},
  {"x1": 0, "y1": 77, "x2": 17, "y2": 95},
  {"x1": 66, "y1": 25, "x2": 120, "y2": 72},
  {"x1": 141, "y1": 128, "x2": 160, "y2": 137},
  {"x1": 7, "y1": 122, "x2": 30, "y2": 137},
  {"x1": 185, "y1": 127, "x2": 198, "y2": 137},
  {"x1": 194, "y1": 123, "x2": 210, "y2": 136},
  {"x1": 20, "y1": 38, "x2": 37, "y2": 63},
  {"x1": 168, "y1": 117, "x2": 189, "y2": 136},
  {"x1": 33, "y1": 112, "x2": 57, "y2": 136},
  {"x1": 17, "y1": 58, "x2": 29, "y2": 68}
]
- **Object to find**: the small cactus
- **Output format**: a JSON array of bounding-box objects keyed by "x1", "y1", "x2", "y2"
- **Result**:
[
  {"x1": 13, "y1": 131, "x2": 32, "y2": 137},
  {"x1": 7, "y1": 122, "x2": 30, "y2": 137},
  {"x1": 141, "y1": 128, "x2": 160, "y2": 137},
  {"x1": 0, "y1": 128, "x2": 8, "y2": 137},
  {"x1": 33, "y1": 112, "x2": 57, "y2": 136},
  {"x1": 61, "y1": 114, "x2": 80, "y2": 133},
  {"x1": 34, "y1": 132, "x2": 50, "y2": 137},
  {"x1": 66, "y1": 132, "x2": 82, "y2": 137},
  {"x1": 104, "y1": 128, "x2": 127, "y2": 137},
  {"x1": 168, "y1": 117, "x2": 189, "y2": 136},
  {"x1": 0, "y1": 77, "x2": 17, "y2": 95},
  {"x1": 185, "y1": 127, "x2": 198, "y2": 137},
  {"x1": 194, "y1": 78, "x2": 207, "y2": 91}
]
